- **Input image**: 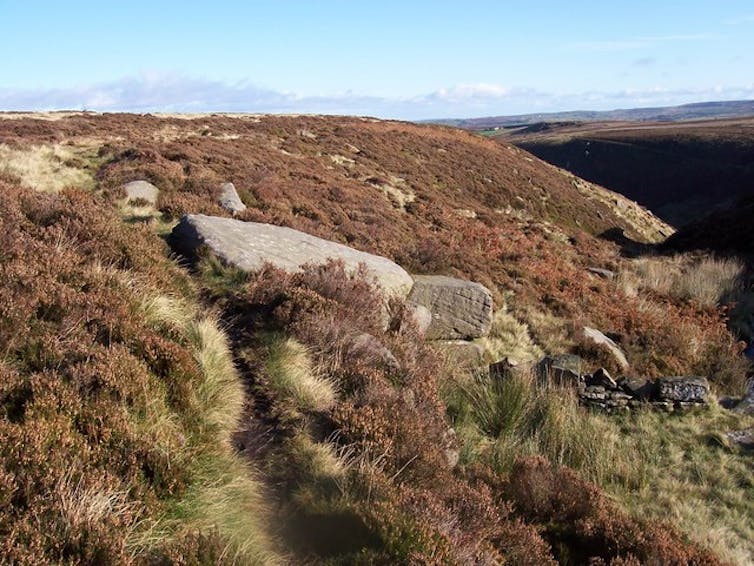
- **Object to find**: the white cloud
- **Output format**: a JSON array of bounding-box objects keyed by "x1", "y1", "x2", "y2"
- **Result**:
[{"x1": 0, "y1": 74, "x2": 752, "y2": 120}]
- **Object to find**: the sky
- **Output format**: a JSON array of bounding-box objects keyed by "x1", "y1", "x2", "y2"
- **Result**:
[{"x1": 0, "y1": 0, "x2": 752, "y2": 119}]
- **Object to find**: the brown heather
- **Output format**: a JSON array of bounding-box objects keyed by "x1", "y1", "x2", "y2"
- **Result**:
[
  {"x1": 0, "y1": 180, "x2": 282, "y2": 564},
  {"x1": 0, "y1": 113, "x2": 748, "y2": 563},
  {"x1": 213, "y1": 259, "x2": 718, "y2": 564},
  {"x1": 0, "y1": 113, "x2": 741, "y2": 389}
]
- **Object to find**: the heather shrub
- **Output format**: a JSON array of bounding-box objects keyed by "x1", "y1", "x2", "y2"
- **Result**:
[
  {"x1": 506, "y1": 456, "x2": 722, "y2": 565},
  {"x1": 0, "y1": 182, "x2": 280, "y2": 564},
  {"x1": 211, "y1": 257, "x2": 719, "y2": 564}
]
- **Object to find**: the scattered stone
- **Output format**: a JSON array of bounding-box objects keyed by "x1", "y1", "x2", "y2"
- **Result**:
[
  {"x1": 535, "y1": 354, "x2": 583, "y2": 386},
  {"x1": 582, "y1": 326, "x2": 629, "y2": 371},
  {"x1": 349, "y1": 333, "x2": 400, "y2": 373},
  {"x1": 717, "y1": 395, "x2": 740, "y2": 410},
  {"x1": 170, "y1": 215, "x2": 414, "y2": 299},
  {"x1": 218, "y1": 182, "x2": 246, "y2": 214},
  {"x1": 735, "y1": 379, "x2": 754, "y2": 414},
  {"x1": 123, "y1": 180, "x2": 159, "y2": 206},
  {"x1": 588, "y1": 367, "x2": 617, "y2": 389},
  {"x1": 586, "y1": 267, "x2": 616, "y2": 280},
  {"x1": 405, "y1": 303, "x2": 433, "y2": 335},
  {"x1": 454, "y1": 208, "x2": 477, "y2": 219},
  {"x1": 727, "y1": 429, "x2": 754, "y2": 450},
  {"x1": 657, "y1": 376, "x2": 709, "y2": 403},
  {"x1": 432, "y1": 340, "x2": 485, "y2": 369},
  {"x1": 489, "y1": 357, "x2": 523, "y2": 380},
  {"x1": 407, "y1": 275, "x2": 493, "y2": 340},
  {"x1": 618, "y1": 377, "x2": 657, "y2": 400}
]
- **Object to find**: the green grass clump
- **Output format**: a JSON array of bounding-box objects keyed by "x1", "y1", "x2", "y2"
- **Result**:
[
  {"x1": 446, "y1": 362, "x2": 754, "y2": 565},
  {"x1": 450, "y1": 369, "x2": 635, "y2": 486},
  {"x1": 609, "y1": 406, "x2": 754, "y2": 565}
]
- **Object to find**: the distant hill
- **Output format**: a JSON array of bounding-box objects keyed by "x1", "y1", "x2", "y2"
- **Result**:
[{"x1": 429, "y1": 99, "x2": 754, "y2": 130}]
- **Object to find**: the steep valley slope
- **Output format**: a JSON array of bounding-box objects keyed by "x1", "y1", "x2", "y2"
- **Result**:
[{"x1": 489, "y1": 117, "x2": 754, "y2": 228}]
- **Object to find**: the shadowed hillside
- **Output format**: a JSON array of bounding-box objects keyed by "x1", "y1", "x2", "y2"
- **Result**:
[{"x1": 488, "y1": 117, "x2": 754, "y2": 227}]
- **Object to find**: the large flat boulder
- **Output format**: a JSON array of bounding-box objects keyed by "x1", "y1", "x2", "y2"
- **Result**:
[
  {"x1": 170, "y1": 215, "x2": 414, "y2": 298},
  {"x1": 407, "y1": 275, "x2": 493, "y2": 340}
]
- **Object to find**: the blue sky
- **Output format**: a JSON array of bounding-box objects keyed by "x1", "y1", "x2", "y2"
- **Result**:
[{"x1": 1, "y1": 0, "x2": 752, "y2": 118}]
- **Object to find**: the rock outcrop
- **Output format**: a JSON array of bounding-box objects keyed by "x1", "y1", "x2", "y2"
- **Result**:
[
  {"x1": 218, "y1": 182, "x2": 246, "y2": 214},
  {"x1": 657, "y1": 376, "x2": 709, "y2": 403},
  {"x1": 123, "y1": 180, "x2": 159, "y2": 205},
  {"x1": 407, "y1": 275, "x2": 492, "y2": 340},
  {"x1": 170, "y1": 214, "x2": 414, "y2": 299}
]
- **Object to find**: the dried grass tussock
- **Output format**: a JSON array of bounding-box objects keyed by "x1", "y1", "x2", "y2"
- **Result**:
[
  {"x1": 0, "y1": 143, "x2": 94, "y2": 192},
  {"x1": 620, "y1": 254, "x2": 744, "y2": 308}
]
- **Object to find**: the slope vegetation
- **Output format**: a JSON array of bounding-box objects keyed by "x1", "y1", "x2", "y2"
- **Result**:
[{"x1": 0, "y1": 113, "x2": 751, "y2": 564}]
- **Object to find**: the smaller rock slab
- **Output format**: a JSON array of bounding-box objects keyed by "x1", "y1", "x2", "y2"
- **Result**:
[
  {"x1": 218, "y1": 182, "x2": 247, "y2": 214},
  {"x1": 408, "y1": 275, "x2": 493, "y2": 340},
  {"x1": 123, "y1": 180, "x2": 159, "y2": 205},
  {"x1": 583, "y1": 326, "x2": 629, "y2": 371}
]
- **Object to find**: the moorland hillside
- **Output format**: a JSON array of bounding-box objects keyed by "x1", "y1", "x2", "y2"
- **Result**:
[{"x1": 0, "y1": 112, "x2": 752, "y2": 564}]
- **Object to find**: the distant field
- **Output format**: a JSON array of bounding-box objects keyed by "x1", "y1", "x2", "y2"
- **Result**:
[{"x1": 488, "y1": 116, "x2": 754, "y2": 227}]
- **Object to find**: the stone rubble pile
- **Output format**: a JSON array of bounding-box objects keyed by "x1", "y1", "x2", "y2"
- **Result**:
[{"x1": 493, "y1": 354, "x2": 711, "y2": 414}]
